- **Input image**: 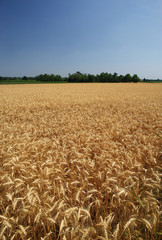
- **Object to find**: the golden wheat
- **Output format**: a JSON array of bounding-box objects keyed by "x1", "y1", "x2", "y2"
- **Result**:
[{"x1": 0, "y1": 83, "x2": 161, "y2": 239}]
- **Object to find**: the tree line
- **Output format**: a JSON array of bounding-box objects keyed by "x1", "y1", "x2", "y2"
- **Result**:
[{"x1": 0, "y1": 72, "x2": 141, "y2": 83}]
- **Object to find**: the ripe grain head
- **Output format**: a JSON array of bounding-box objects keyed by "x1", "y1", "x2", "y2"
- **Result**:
[{"x1": 0, "y1": 83, "x2": 161, "y2": 239}]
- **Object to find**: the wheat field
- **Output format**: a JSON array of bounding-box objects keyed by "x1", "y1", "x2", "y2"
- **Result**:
[{"x1": 0, "y1": 83, "x2": 161, "y2": 240}]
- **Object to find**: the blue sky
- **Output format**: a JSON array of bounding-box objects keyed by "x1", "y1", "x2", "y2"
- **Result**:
[{"x1": 0, "y1": 0, "x2": 162, "y2": 79}]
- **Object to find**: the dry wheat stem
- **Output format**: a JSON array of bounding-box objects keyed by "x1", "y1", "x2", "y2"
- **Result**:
[{"x1": 0, "y1": 83, "x2": 161, "y2": 239}]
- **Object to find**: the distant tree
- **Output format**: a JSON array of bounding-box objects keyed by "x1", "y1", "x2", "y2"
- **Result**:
[
  {"x1": 107, "y1": 73, "x2": 113, "y2": 82},
  {"x1": 123, "y1": 74, "x2": 132, "y2": 82},
  {"x1": 132, "y1": 74, "x2": 140, "y2": 83},
  {"x1": 68, "y1": 73, "x2": 80, "y2": 82},
  {"x1": 113, "y1": 72, "x2": 118, "y2": 82},
  {"x1": 118, "y1": 75, "x2": 124, "y2": 82},
  {"x1": 35, "y1": 74, "x2": 44, "y2": 81},
  {"x1": 68, "y1": 72, "x2": 88, "y2": 83},
  {"x1": 76, "y1": 71, "x2": 82, "y2": 75},
  {"x1": 44, "y1": 74, "x2": 49, "y2": 81},
  {"x1": 95, "y1": 74, "x2": 100, "y2": 82},
  {"x1": 63, "y1": 77, "x2": 68, "y2": 82},
  {"x1": 54, "y1": 75, "x2": 62, "y2": 81},
  {"x1": 49, "y1": 74, "x2": 55, "y2": 81},
  {"x1": 4, "y1": 72, "x2": 142, "y2": 84},
  {"x1": 99, "y1": 72, "x2": 108, "y2": 82},
  {"x1": 36, "y1": 74, "x2": 53, "y2": 82},
  {"x1": 88, "y1": 74, "x2": 96, "y2": 82},
  {"x1": 22, "y1": 76, "x2": 28, "y2": 80}
]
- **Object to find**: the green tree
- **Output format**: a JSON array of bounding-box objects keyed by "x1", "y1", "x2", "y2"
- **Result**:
[
  {"x1": 88, "y1": 74, "x2": 96, "y2": 82},
  {"x1": 54, "y1": 75, "x2": 62, "y2": 82},
  {"x1": 132, "y1": 74, "x2": 140, "y2": 82},
  {"x1": 99, "y1": 72, "x2": 108, "y2": 82},
  {"x1": 123, "y1": 74, "x2": 132, "y2": 82},
  {"x1": 113, "y1": 72, "x2": 119, "y2": 82},
  {"x1": 68, "y1": 72, "x2": 88, "y2": 83},
  {"x1": 118, "y1": 75, "x2": 124, "y2": 82},
  {"x1": 22, "y1": 76, "x2": 28, "y2": 80}
]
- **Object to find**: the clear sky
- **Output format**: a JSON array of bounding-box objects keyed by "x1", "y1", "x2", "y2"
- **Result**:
[{"x1": 0, "y1": 0, "x2": 162, "y2": 79}]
